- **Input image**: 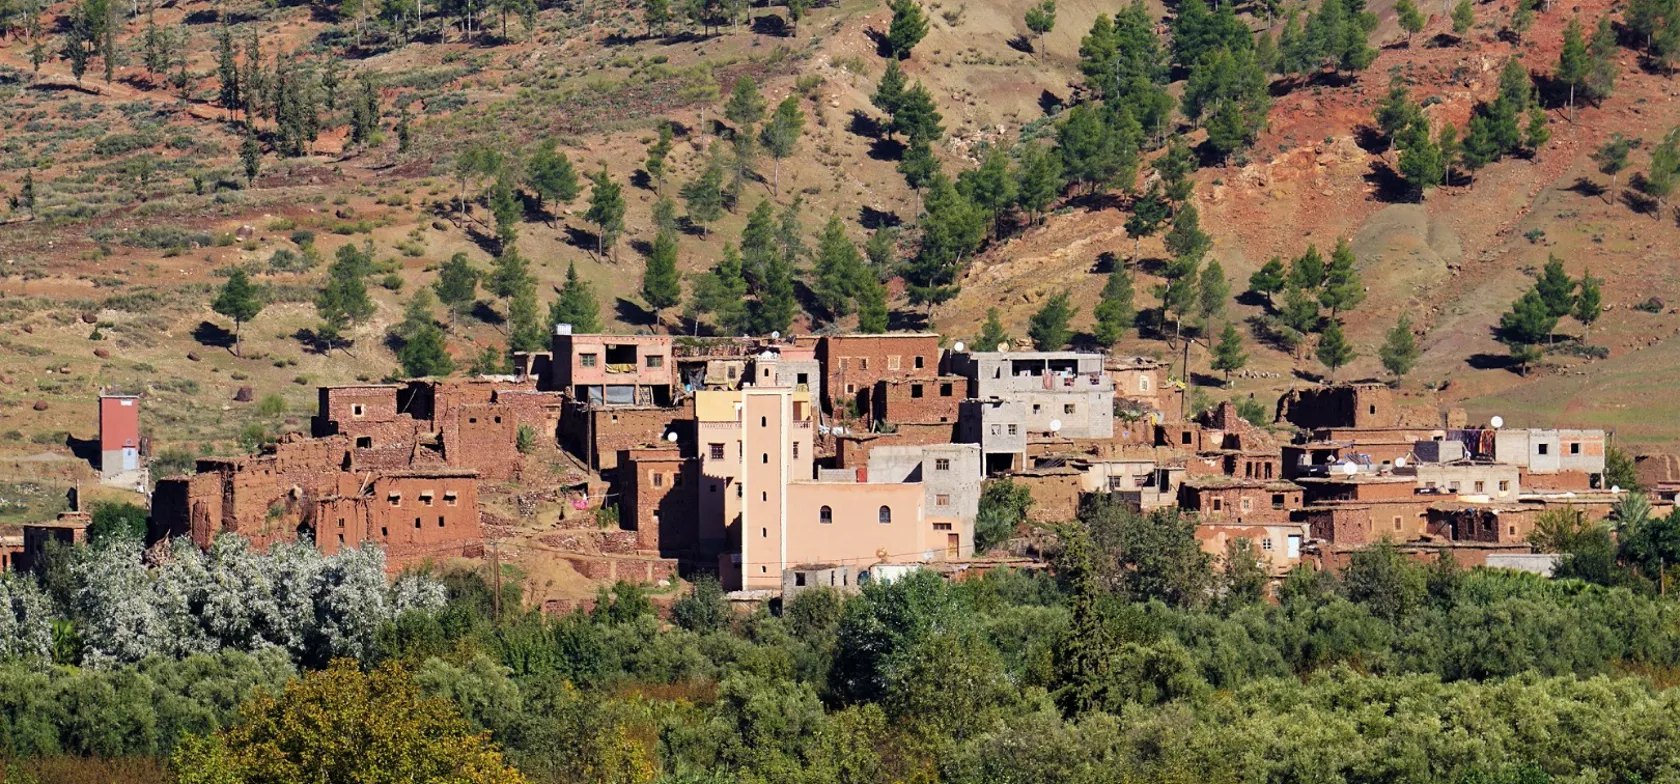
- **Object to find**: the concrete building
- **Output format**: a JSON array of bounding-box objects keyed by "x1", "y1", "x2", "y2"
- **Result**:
[
  {"x1": 1483, "y1": 428, "x2": 1607, "y2": 483},
  {"x1": 818, "y1": 333, "x2": 942, "y2": 418},
  {"x1": 749, "y1": 345, "x2": 822, "y2": 404},
  {"x1": 958, "y1": 398, "x2": 1027, "y2": 474},
  {"x1": 551, "y1": 328, "x2": 675, "y2": 407},
  {"x1": 1079, "y1": 458, "x2": 1182, "y2": 511},
  {"x1": 947, "y1": 350, "x2": 1115, "y2": 439},
  {"x1": 868, "y1": 443, "x2": 983, "y2": 556},
  {"x1": 782, "y1": 563, "x2": 856, "y2": 599},
  {"x1": 98, "y1": 394, "x2": 143, "y2": 483},
  {"x1": 1196, "y1": 522, "x2": 1308, "y2": 573}
]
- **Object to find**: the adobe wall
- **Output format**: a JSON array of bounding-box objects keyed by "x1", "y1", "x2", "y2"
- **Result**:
[
  {"x1": 1276, "y1": 385, "x2": 1398, "y2": 430},
  {"x1": 1013, "y1": 471, "x2": 1082, "y2": 524},
  {"x1": 621, "y1": 449, "x2": 699, "y2": 556},
  {"x1": 873, "y1": 376, "x2": 964, "y2": 426},
  {"x1": 561, "y1": 400, "x2": 693, "y2": 471},
  {"x1": 819, "y1": 334, "x2": 941, "y2": 415},
  {"x1": 314, "y1": 386, "x2": 400, "y2": 436}
]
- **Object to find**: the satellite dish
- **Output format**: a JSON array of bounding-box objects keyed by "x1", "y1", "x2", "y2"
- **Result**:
[
  {"x1": 771, "y1": 331, "x2": 781, "y2": 340},
  {"x1": 997, "y1": 342, "x2": 1009, "y2": 352},
  {"x1": 1612, "y1": 485, "x2": 1622, "y2": 494},
  {"x1": 1049, "y1": 419, "x2": 1062, "y2": 433},
  {"x1": 953, "y1": 341, "x2": 966, "y2": 353},
  {"x1": 833, "y1": 426, "x2": 846, "y2": 435},
  {"x1": 1490, "y1": 415, "x2": 1504, "y2": 429},
  {"x1": 1394, "y1": 456, "x2": 1407, "y2": 468},
  {"x1": 665, "y1": 432, "x2": 679, "y2": 443}
]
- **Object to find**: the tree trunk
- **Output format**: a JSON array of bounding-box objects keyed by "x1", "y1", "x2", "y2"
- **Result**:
[
  {"x1": 234, "y1": 321, "x2": 242, "y2": 357},
  {"x1": 772, "y1": 156, "x2": 779, "y2": 197}
]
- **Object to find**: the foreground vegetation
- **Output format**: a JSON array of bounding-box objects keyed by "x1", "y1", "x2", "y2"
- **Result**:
[{"x1": 6, "y1": 498, "x2": 1680, "y2": 782}]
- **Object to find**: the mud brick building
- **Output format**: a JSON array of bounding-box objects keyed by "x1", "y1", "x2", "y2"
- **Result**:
[
  {"x1": 1178, "y1": 476, "x2": 1304, "y2": 524},
  {"x1": 1275, "y1": 384, "x2": 1403, "y2": 430},
  {"x1": 619, "y1": 447, "x2": 699, "y2": 556},
  {"x1": 561, "y1": 399, "x2": 694, "y2": 471},
  {"x1": 818, "y1": 333, "x2": 941, "y2": 418},
  {"x1": 151, "y1": 434, "x2": 485, "y2": 569},
  {"x1": 872, "y1": 375, "x2": 965, "y2": 428},
  {"x1": 14, "y1": 511, "x2": 90, "y2": 573},
  {"x1": 1196, "y1": 521, "x2": 1308, "y2": 572}
]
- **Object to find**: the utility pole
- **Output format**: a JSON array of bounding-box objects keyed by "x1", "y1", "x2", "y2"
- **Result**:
[{"x1": 1179, "y1": 335, "x2": 1205, "y2": 422}]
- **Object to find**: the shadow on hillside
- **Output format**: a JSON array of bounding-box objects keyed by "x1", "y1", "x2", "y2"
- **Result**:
[
  {"x1": 66, "y1": 435, "x2": 99, "y2": 471},
  {"x1": 1567, "y1": 177, "x2": 1607, "y2": 199},
  {"x1": 848, "y1": 110, "x2": 884, "y2": 139},
  {"x1": 859, "y1": 206, "x2": 901, "y2": 230},
  {"x1": 192, "y1": 321, "x2": 235, "y2": 351},
  {"x1": 615, "y1": 298, "x2": 657, "y2": 328},
  {"x1": 1038, "y1": 90, "x2": 1064, "y2": 116},
  {"x1": 1467, "y1": 352, "x2": 1520, "y2": 372},
  {"x1": 1363, "y1": 162, "x2": 1417, "y2": 204}
]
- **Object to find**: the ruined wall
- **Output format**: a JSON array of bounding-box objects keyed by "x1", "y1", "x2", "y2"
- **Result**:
[
  {"x1": 1013, "y1": 471, "x2": 1082, "y2": 524},
  {"x1": 561, "y1": 400, "x2": 693, "y2": 471},
  {"x1": 1275, "y1": 385, "x2": 1398, "y2": 430}
]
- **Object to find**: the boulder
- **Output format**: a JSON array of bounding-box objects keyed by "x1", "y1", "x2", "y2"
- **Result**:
[
  {"x1": 93, "y1": 348, "x2": 110, "y2": 359},
  {"x1": 187, "y1": 352, "x2": 202, "y2": 362},
  {"x1": 233, "y1": 385, "x2": 255, "y2": 402},
  {"x1": 32, "y1": 400, "x2": 48, "y2": 411}
]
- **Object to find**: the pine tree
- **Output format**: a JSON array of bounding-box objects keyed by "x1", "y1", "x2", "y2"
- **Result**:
[
  {"x1": 960, "y1": 146, "x2": 1017, "y2": 238},
  {"x1": 550, "y1": 261, "x2": 602, "y2": 333},
  {"x1": 759, "y1": 96, "x2": 806, "y2": 197},
  {"x1": 1124, "y1": 183, "x2": 1169, "y2": 259},
  {"x1": 1210, "y1": 322, "x2": 1246, "y2": 384},
  {"x1": 1593, "y1": 134, "x2": 1631, "y2": 203},
  {"x1": 1374, "y1": 79, "x2": 1424, "y2": 150},
  {"x1": 1535, "y1": 254, "x2": 1576, "y2": 325},
  {"x1": 690, "y1": 244, "x2": 750, "y2": 335},
  {"x1": 1557, "y1": 17, "x2": 1589, "y2": 113},
  {"x1": 1395, "y1": 0, "x2": 1424, "y2": 41},
  {"x1": 681, "y1": 144, "x2": 728, "y2": 235},
  {"x1": 644, "y1": 0, "x2": 670, "y2": 35},
  {"x1": 750, "y1": 253, "x2": 797, "y2": 335},
  {"x1": 488, "y1": 171, "x2": 521, "y2": 249},
  {"x1": 1280, "y1": 284, "x2": 1320, "y2": 334},
  {"x1": 975, "y1": 307, "x2": 1011, "y2": 350},
  {"x1": 1524, "y1": 105, "x2": 1550, "y2": 153},
  {"x1": 399, "y1": 321, "x2": 455, "y2": 377},
  {"x1": 525, "y1": 141, "x2": 580, "y2": 214},
  {"x1": 886, "y1": 0, "x2": 928, "y2": 59},
  {"x1": 507, "y1": 287, "x2": 546, "y2": 352},
  {"x1": 1162, "y1": 203, "x2": 1211, "y2": 263},
  {"x1": 1024, "y1": 0, "x2": 1056, "y2": 59},
  {"x1": 645, "y1": 122, "x2": 674, "y2": 193},
  {"x1": 349, "y1": 73, "x2": 381, "y2": 148},
  {"x1": 487, "y1": 246, "x2": 534, "y2": 305},
  {"x1": 1396, "y1": 118, "x2": 1447, "y2": 195},
  {"x1": 1315, "y1": 320, "x2": 1355, "y2": 380},
  {"x1": 1092, "y1": 266, "x2": 1135, "y2": 346},
  {"x1": 1248, "y1": 256, "x2": 1287, "y2": 306},
  {"x1": 890, "y1": 82, "x2": 944, "y2": 145},
  {"x1": 1574, "y1": 271, "x2": 1602, "y2": 341},
  {"x1": 872, "y1": 59, "x2": 907, "y2": 121},
  {"x1": 1015, "y1": 143, "x2": 1064, "y2": 223},
  {"x1": 1586, "y1": 16, "x2": 1619, "y2": 100},
  {"x1": 1498, "y1": 287, "x2": 1557, "y2": 372},
  {"x1": 1451, "y1": 0, "x2": 1473, "y2": 35},
  {"x1": 1379, "y1": 314, "x2": 1419, "y2": 381},
  {"x1": 315, "y1": 256, "x2": 375, "y2": 355},
  {"x1": 212, "y1": 268, "x2": 266, "y2": 358},
  {"x1": 216, "y1": 24, "x2": 239, "y2": 116},
  {"x1": 642, "y1": 229, "x2": 682, "y2": 323},
  {"x1": 1320, "y1": 238, "x2": 1364, "y2": 317},
  {"x1": 855, "y1": 273, "x2": 890, "y2": 333},
  {"x1": 1028, "y1": 291, "x2": 1075, "y2": 349},
  {"x1": 812, "y1": 216, "x2": 864, "y2": 322},
  {"x1": 433, "y1": 252, "x2": 480, "y2": 326},
  {"x1": 786, "y1": 0, "x2": 811, "y2": 33},
  {"x1": 724, "y1": 76, "x2": 766, "y2": 132},
  {"x1": 1508, "y1": 0, "x2": 1533, "y2": 42},
  {"x1": 1197, "y1": 259, "x2": 1229, "y2": 323},
  {"x1": 1643, "y1": 128, "x2": 1680, "y2": 217},
  {"x1": 584, "y1": 165, "x2": 625, "y2": 262},
  {"x1": 1288, "y1": 244, "x2": 1325, "y2": 289},
  {"x1": 240, "y1": 130, "x2": 262, "y2": 186}
]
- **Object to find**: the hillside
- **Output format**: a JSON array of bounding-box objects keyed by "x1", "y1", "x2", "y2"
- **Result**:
[{"x1": 0, "y1": 0, "x2": 1678, "y2": 460}]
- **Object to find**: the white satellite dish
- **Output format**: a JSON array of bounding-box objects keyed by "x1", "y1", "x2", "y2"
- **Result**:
[
  {"x1": 997, "y1": 342, "x2": 1009, "y2": 352},
  {"x1": 1490, "y1": 415, "x2": 1504, "y2": 429},
  {"x1": 1049, "y1": 419, "x2": 1062, "y2": 433},
  {"x1": 771, "y1": 331, "x2": 781, "y2": 340},
  {"x1": 953, "y1": 341, "x2": 966, "y2": 353},
  {"x1": 1612, "y1": 485, "x2": 1622, "y2": 494},
  {"x1": 1394, "y1": 457, "x2": 1407, "y2": 468},
  {"x1": 833, "y1": 426, "x2": 846, "y2": 435},
  {"x1": 665, "y1": 432, "x2": 679, "y2": 443}
]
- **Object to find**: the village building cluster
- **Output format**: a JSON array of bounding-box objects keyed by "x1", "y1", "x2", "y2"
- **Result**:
[{"x1": 1, "y1": 327, "x2": 1653, "y2": 592}]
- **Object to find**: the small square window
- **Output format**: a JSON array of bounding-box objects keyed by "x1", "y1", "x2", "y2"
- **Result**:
[
  {"x1": 839, "y1": 358, "x2": 849, "y2": 370},
  {"x1": 911, "y1": 384, "x2": 924, "y2": 398},
  {"x1": 846, "y1": 384, "x2": 856, "y2": 394},
  {"x1": 860, "y1": 358, "x2": 870, "y2": 370},
  {"x1": 1211, "y1": 498, "x2": 1224, "y2": 511},
  {"x1": 990, "y1": 424, "x2": 1001, "y2": 435},
  {"x1": 940, "y1": 383, "x2": 953, "y2": 396},
  {"x1": 728, "y1": 366, "x2": 738, "y2": 379},
  {"x1": 388, "y1": 493, "x2": 402, "y2": 507},
  {"x1": 647, "y1": 355, "x2": 664, "y2": 368},
  {"x1": 1064, "y1": 404, "x2": 1075, "y2": 414},
  {"x1": 1261, "y1": 538, "x2": 1273, "y2": 551},
  {"x1": 710, "y1": 443, "x2": 725, "y2": 460},
  {"x1": 1570, "y1": 442, "x2": 1581, "y2": 455},
  {"x1": 1182, "y1": 432, "x2": 1193, "y2": 445},
  {"x1": 337, "y1": 517, "x2": 345, "y2": 528},
  {"x1": 444, "y1": 492, "x2": 458, "y2": 506},
  {"x1": 351, "y1": 404, "x2": 365, "y2": 417},
  {"x1": 355, "y1": 436, "x2": 372, "y2": 449},
  {"x1": 1271, "y1": 493, "x2": 1285, "y2": 509},
  {"x1": 653, "y1": 472, "x2": 664, "y2": 488},
  {"x1": 915, "y1": 356, "x2": 925, "y2": 369},
  {"x1": 1241, "y1": 498, "x2": 1252, "y2": 511},
  {"x1": 1498, "y1": 480, "x2": 1510, "y2": 492},
  {"x1": 1473, "y1": 481, "x2": 1484, "y2": 493},
  {"x1": 887, "y1": 356, "x2": 900, "y2": 370},
  {"x1": 420, "y1": 492, "x2": 434, "y2": 506},
  {"x1": 936, "y1": 494, "x2": 950, "y2": 506},
  {"x1": 1007, "y1": 424, "x2": 1018, "y2": 435},
  {"x1": 1032, "y1": 404, "x2": 1041, "y2": 414},
  {"x1": 935, "y1": 458, "x2": 951, "y2": 471},
  {"x1": 581, "y1": 354, "x2": 598, "y2": 367},
  {"x1": 1538, "y1": 443, "x2": 1550, "y2": 455}
]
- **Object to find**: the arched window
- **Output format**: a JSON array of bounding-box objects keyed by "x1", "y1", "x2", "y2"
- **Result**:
[
  {"x1": 819, "y1": 506, "x2": 833, "y2": 524},
  {"x1": 878, "y1": 506, "x2": 892, "y2": 524}
]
